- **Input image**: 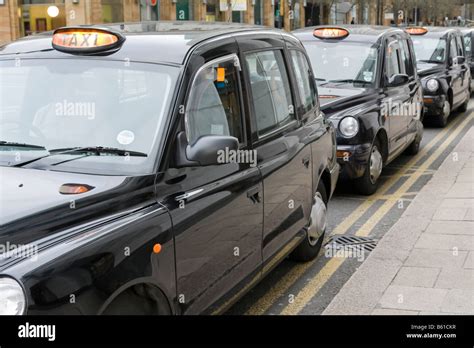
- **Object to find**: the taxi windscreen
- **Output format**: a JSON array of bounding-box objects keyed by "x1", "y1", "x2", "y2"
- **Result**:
[
  {"x1": 0, "y1": 59, "x2": 179, "y2": 175},
  {"x1": 303, "y1": 41, "x2": 378, "y2": 87},
  {"x1": 411, "y1": 37, "x2": 447, "y2": 63}
]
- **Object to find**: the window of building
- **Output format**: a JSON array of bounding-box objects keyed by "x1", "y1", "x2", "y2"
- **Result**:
[
  {"x1": 254, "y1": 0, "x2": 263, "y2": 25},
  {"x1": 140, "y1": 0, "x2": 159, "y2": 21},
  {"x1": 19, "y1": 0, "x2": 66, "y2": 36},
  {"x1": 176, "y1": 0, "x2": 193, "y2": 21},
  {"x1": 101, "y1": 0, "x2": 124, "y2": 23},
  {"x1": 186, "y1": 56, "x2": 243, "y2": 145},
  {"x1": 245, "y1": 50, "x2": 295, "y2": 136}
]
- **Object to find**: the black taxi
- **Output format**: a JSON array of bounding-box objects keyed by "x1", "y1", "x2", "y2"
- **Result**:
[
  {"x1": 0, "y1": 22, "x2": 339, "y2": 315},
  {"x1": 293, "y1": 25, "x2": 424, "y2": 195},
  {"x1": 406, "y1": 26, "x2": 471, "y2": 127}
]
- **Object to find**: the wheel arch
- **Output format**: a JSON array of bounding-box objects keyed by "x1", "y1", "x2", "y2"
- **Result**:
[
  {"x1": 98, "y1": 277, "x2": 173, "y2": 315},
  {"x1": 374, "y1": 128, "x2": 389, "y2": 164}
]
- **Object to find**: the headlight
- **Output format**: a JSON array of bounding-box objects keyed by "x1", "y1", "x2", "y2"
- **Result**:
[
  {"x1": 0, "y1": 277, "x2": 26, "y2": 315},
  {"x1": 426, "y1": 79, "x2": 439, "y2": 92},
  {"x1": 339, "y1": 116, "x2": 359, "y2": 137}
]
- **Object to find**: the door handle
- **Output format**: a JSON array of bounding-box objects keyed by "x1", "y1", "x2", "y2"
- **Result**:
[
  {"x1": 247, "y1": 186, "x2": 261, "y2": 204},
  {"x1": 302, "y1": 155, "x2": 310, "y2": 169}
]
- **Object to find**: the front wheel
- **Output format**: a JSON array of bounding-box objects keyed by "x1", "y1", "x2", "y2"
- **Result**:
[
  {"x1": 354, "y1": 139, "x2": 383, "y2": 195},
  {"x1": 290, "y1": 181, "x2": 327, "y2": 262},
  {"x1": 434, "y1": 100, "x2": 451, "y2": 127}
]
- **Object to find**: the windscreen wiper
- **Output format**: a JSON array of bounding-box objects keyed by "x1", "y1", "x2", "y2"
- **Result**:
[
  {"x1": 13, "y1": 146, "x2": 147, "y2": 167},
  {"x1": 321, "y1": 79, "x2": 370, "y2": 86},
  {"x1": 418, "y1": 59, "x2": 443, "y2": 64},
  {"x1": 0, "y1": 141, "x2": 46, "y2": 150}
]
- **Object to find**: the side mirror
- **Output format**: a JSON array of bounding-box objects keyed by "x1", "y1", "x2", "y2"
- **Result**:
[
  {"x1": 175, "y1": 132, "x2": 239, "y2": 167},
  {"x1": 451, "y1": 56, "x2": 466, "y2": 65},
  {"x1": 387, "y1": 74, "x2": 409, "y2": 87}
]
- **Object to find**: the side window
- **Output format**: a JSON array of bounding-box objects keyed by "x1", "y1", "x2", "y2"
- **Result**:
[
  {"x1": 400, "y1": 39, "x2": 415, "y2": 77},
  {"x1": 385, "y1": 39, "x2": 402, "y2": 80},
  {"x1": 290, "y1": 50, "x2": 318, "y2": 114},
  {"x1": 456, "y1": 35, "x2": 464, "y2": 57},
  {"x1": 449, "y1": 36, "x2": 458, "y2": 59},
  {"x1": 464, "y1": 34, "x2": 472, "y2": 57},
  {"x1": 186, "y1": 56, "x2": 243, "y2": 145},
  {"x1": 245, "y1": 50, "x2": 295, "y2": 136}
]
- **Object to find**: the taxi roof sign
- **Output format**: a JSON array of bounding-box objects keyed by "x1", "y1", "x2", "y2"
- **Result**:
[
  {"x1": 313, "y1": 27, "x2": 349, "y2": 40},
  {"x1": 405, "y1": 27, "x2": 428, "y2": 35},
  {"x1": 52, "y1": 27, "x2": 125, "y2": 54}
]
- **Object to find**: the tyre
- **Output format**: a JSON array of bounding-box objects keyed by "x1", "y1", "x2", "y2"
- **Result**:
[
  {"x1": 354, "y1": 139, "x2": 383, "y2": 195},
  {"x1": 434, "y1": 100, "x2": 451, "y2": 127},
  {"x1": 405, "y1": 136, "x2": 421, "y2": 155},
  {"x1": 290, "y1": 181, "x2": 327, "y2": 262},
  {"x1": 405, "y1": 124, "x2": 423, "y2": 156}
]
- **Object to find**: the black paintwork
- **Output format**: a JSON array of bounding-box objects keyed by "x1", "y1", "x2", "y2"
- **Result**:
[
  {"x1": 408, "y1": 27, "x2": 471, "y2": 117},
  {"x1": 0, "y1": 22, "x2": 338, "y2": 315},
  {"x1": 294, "y1": 25, "x2": 424, "y2": 180}
]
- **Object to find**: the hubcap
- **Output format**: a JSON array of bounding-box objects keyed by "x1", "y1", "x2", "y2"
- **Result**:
[
  {"x1": 369, "y1": 145, "x2": 383, "y2": 185},
  {"x1": 443, "y1": 101, "x2": 450, "y2": 120},
  {"x1": 307, "y1": 192, "x2": 327, "y2": 246}
]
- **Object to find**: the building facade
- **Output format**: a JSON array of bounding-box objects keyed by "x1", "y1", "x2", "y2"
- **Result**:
[{"x1": 0, "y1": 0, "x2": 467, "y2": 45}]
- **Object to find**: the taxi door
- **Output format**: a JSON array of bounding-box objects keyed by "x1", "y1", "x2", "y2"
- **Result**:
[
  {"x1": 383, "y1": 35, "x2": 410, "y2": 155},
  {"x1": 159, "y1": 39, "x2": 263, "y2": 315},
  {"x1": 238, "y1": 34, "x2": 313, "y2": 266}
]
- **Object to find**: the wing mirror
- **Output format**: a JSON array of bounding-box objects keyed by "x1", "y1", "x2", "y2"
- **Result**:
[
  {"x1": 387, "y1": 74, "x2": 409, "y2": 87},
  {"x1": 451, "y1": 56, "x2": 466, "y2": 66},
  {"x1": 175, "y1": 131, "x2": 239, "y2": 167}
]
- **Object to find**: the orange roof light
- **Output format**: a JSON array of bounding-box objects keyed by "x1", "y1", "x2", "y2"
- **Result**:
[
  {"x1": 313, "y1": 27, "x2": 349, "y2": 40},
  {"x1": 52, "y1": 27, "x2": 125, "y2": 54},
  {"x1": 59, "y1": 183, "x2": 94, "y2": 195},
  {"x1": 405, "y1": 27, "x2": 428, "y2": 35}
]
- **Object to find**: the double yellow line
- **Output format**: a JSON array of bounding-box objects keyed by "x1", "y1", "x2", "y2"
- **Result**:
[{"x1": 245, "y1": 113, "x2": 473, "y2": 315}]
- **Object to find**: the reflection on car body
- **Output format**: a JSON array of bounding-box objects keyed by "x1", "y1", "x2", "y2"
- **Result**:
[
  {"x1": 0, "y1": 22, "x2": 339, "y2": 315},
  {"x1": 293, "y1": 25, "x2": 424, "y2": 195}
]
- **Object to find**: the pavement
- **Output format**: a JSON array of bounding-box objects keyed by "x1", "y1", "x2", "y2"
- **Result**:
[{"x1": 323, "y1": 126, "x2": 474, "y2": 315}]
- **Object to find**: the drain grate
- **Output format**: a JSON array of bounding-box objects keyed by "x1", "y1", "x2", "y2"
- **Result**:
[{"x1": 324, "y1": 235, "x2": 378, "y2": 254}]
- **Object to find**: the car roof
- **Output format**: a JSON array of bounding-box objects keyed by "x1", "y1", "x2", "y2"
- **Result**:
[
  {"x1": 0, "y1": 21, "x2": 273, "y2": 65},
  {"x1": 293, "y1": 25, "x2": 408, "y2": 44},
  {"x1": 419, "y1": 26, "x2": 462, "y2": 37},
  {"x1": 460, "y1": 27, "x2": 474, "y2": 34}
]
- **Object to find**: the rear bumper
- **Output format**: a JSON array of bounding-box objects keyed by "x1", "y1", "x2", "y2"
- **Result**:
[
  {"x1": 423, "y1": 94, "x2": 446, "y2": 116},
  {"x1": 336, "y1": 143, "x2": 371, "y2": 180}
]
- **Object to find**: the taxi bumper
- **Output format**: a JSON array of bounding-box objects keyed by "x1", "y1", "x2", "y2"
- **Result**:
[
  {"x1": 423, "y1": 94, "x2": 447, "y2": 116},
  {"x1": 336, "y1": 143, "x2": 372, "y2": 180}
]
